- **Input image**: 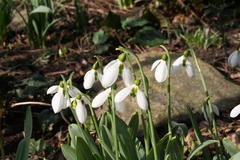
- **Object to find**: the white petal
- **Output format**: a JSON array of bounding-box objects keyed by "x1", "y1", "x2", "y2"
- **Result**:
[
  {"x1": 155, "y1": 60, "x2": 168, "y2": 83},
  {"x1": 115, "y1": 102, "x2": 125, "y2": 113},
  {"x1": 83, "y1": 69, "x2": 95, "y2": 89},
  {"x1": 76, "y1": 100, "x2": 87, "y2": 124},
  {"x1": 51, "y1": 92, "x2": 67, "y2": 113},
  {"x1": 136, "y1": 89, "x2": 148, "y2": 110},
  {"x1": 212, "y1": 104, "x2": 219, "y2": 116},
  {"x1": 103, "y1": 60, "x2": 118, "y2": 73},
  {"x1": 114, "y1": 86, "x2": 133, "y2": 103},
  {"x1": 47, "y1": 85, "x2": 59, "y2": 94},
  {"x1": 101, "y1": 61, "x2": 120, "y2": 88},
  {"x1": 122, "y1": 66, "x2": 134, "y2": 87},
  {"x1": 151, "y1": 59, "x2": 161, "y2": 71},
  {"x1": 228, "y1": 50, "x2": 239, "y2": 68},
  {"x1": 230, "y1": 104, "x2": 240, "y2": 118},
  {"x1": 68, "y1": 86, "x2": 80, "y2": 98},
  {"x1": 92, "y1": 88, "x2": 111, "y2": 108},
  {"x1": 185, "y1": 60, "x2": 195, "y2": 77},
  {"x1": 172, "y1": 56, "x2": 184, "y2": 74}
]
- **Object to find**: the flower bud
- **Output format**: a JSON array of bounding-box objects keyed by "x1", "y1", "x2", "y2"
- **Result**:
[
  {"x1": 59, "y1": 81, "x2": 64, "y2": 88},
  {"x1": 93, "y1": 62, "x2": 99, "y2": 70},
  {"x1": 183, "y1": 50, "x2": 191, "y2": 57},
  {"x1": 161, "y1": 54, "x2": 168, "y2": 61},
  {"x1": 76, "y1": 94, "x2": 81, "y2": 100},
  {"x1": 118, "y1": 53, "x2": 127, "y2": 62},
  {"x1": 134, "y1": 80, "x2": 141, "y2": 86}
]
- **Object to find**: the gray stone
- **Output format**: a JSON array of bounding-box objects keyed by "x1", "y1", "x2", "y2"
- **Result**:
[{"x1": 114, "y1": 49, "x2": 240, "y2": 125}]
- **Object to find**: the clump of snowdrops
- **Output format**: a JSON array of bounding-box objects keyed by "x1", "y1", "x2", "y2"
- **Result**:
[{"x1": 46, "y1": 45, "x2": 240, "y2": 160}]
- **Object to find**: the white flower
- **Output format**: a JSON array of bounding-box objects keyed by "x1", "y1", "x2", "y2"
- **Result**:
[
  {"x1": 75, "y1": 99, "x2": 87, "y2": 124},
  {"x1": 228, "y1": 50, "x2": 240, "y2": 68},
  {"x1": 115, "y1": 82, "x2": 148, "y2": 110},
  {"x1": 83, "y1": 69, "x2": 102, "y2": 89},
  {"x1": 92, "y1": 88, "x2": 112, "y2": 108},
  {"x1": 151, "y1": 59, "x2": 168, "y2": 83},
  {"x1": 230, "y1": 104, "x2": 240, "y2": 118},
  {"x1": 101, "y1": 56, "x2": 131, "y2": 88},
  {"x1": 47, "y1": 86, "x2": 67, "y2": 113},
  {"x1": 172, "y1": 55, "x2": 195, "y2": 77},
  {"x1": 47, "y1": 84, "x2": 79, "y2": 98}
]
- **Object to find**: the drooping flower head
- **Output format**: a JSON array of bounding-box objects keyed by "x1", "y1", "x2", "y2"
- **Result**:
[
  {"x1": 47, "y1": 82, "x2": 68, "y2": 113},
  {"x1": 115, "y1": 80, "x2": 148, "y2": 110},
  {"x1": 151, "y1": 54, "x2": 169, "y2": 83},
  {"x1": 228, "y1": 48, "x2": 240, "y2": 68},
  {"x1": 101, "y1": 53, "x2": 133, "y2": 88},
  {"x1": 83, "y1": 62, "x2": 103, "y2": 90},
  {"x1": 172, "y1": 50, "x2": 195, "y2": 77},
  {"x1": 73, "y1": 94, "x2": 88, "y2": 124},
  {"x1": 230, "y1": 104, "x2": 240, "y2": 118}
]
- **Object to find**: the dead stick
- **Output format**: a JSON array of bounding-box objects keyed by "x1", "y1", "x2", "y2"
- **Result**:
[{"x1": 11, "y1": 102, "x2": 51, "y2": 108}]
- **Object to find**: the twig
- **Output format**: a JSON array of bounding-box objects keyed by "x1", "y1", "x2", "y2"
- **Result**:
[{"x1": 11, "y1": 101, "x2": 51, "y2": 108}]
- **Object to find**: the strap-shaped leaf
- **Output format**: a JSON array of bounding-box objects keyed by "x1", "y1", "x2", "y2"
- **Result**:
[
  {"x1": 76, "y1": 137, "x2": 95, "y2": 160},
  {"x1": 30, "y1": 6, "x2": 52, "y2": 15},
  {"x1": 188, "y1": 140, "x2": 219, "y2": 160},
  {"x1": 223, "y1": 138, "x2": 240, "y2": 156},
  {"x1": 61, "y1": 144, "x2": 77, "y2": 160}
]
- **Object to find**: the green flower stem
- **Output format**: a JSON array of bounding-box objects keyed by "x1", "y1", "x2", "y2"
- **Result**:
[
  {"x1": 80, "y1": 94, "x2": 100, "y2": 137},
  {"x1": 126, "y1": 54, "x2": 149, "y2": 155},
  {"x1": 160, "y1": 45, "x2": 173, "y2": 136},
  {"x1": 189, "y1": 47, "x2": 222, "y2": 159},
  {"x1": 140, "y1": 110, "x2": 150, "y2": 155},
  {"x1": 117, "y1": 47, "x2": 159, "y2": 160},
  {"x1": 111, "y1": 87, "x2": 119, "y2": 160}
]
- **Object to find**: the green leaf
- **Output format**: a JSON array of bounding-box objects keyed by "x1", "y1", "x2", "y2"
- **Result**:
[
  {"x1": 116, "y1": 116, "x2": 138, "y2": 159},
  {"x1": 134, "y1": 26, "x2": 168, "y2": 46},
  {"x1": 165, "y1": 136, "x2": 184, "y2": 160},
  {"x1": 223, "y1": 138, "x2": 240, "y2": 156},
  {"x1": 30, "y1": 6, "x2": 52, "y2": 15},
  {"x1": 95, "y1": 44, "x2": 111, "y2": 55},
  {"x1": 230, "y1": 152, "x2": 240, "y2": 160},
  {"x1": 24, "y1": 107, "x2": 32, "y2": 138},
  {"x1": 68, "y1": 124, "x2": 101, "y2": 158},
  {"x1": 128, "y1": 112, "x2": 139, "y2": 141},
  {"x1": 187, "y1": 140, "x2": 219, "y2": 160},
  {"x1": 76, "y1": 137, "x2": 95, "y2": 160},
  {"x1": 42, "y1": 18, "x2": 60, "y2": 39},
  {"x1": 15, "y1": 138, "x2": 30, "y2": 160},
  {"x1": 99, "y1": 139, "x2": 115, "y2": 160},
  {"x1": 92, "y1": 30, "x2": 109, "y2": 45},
  {"x1": 121, "y1": 17, "x2": 149, "y2": 30},
  {"x1": 147, "y1": 133, "x2": 169, "y2": 160},
  {"x1": 61, "y1": 144, "x2": 77, "y2": 160},
  {"x1": 100, "y1": 12, "x2": 121, "y2": 29}
]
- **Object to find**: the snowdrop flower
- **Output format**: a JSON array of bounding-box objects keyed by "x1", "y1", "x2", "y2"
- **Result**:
[
  {"x1": 47, "y1": 81, "x2": 79, "y2": 98},
  {"x1": 101, "y1": 53, "x2": 133, "y2": 88},
  {"x1": 72, "y1": 95, "x2": 88, "y2": 124},
  {"x1": 151, "y1": 54, "x2": 168, "y2": 83},
  {"x1": 115, "y1": 80, "x2": 148, "y2": 110},
  {"x1": 228, "y1": 50, "x2": 240, "y2": 68},
  {"x1": 83, "y1": 62, "x2": 103, "y2": 89},
  {"x1": 230, "y1": 104, "x2": 240, "y2": 118},
  {"x1": 172, "y1": 50, "x2": 195, "y2": 77},
  {"x1": 92, "y1": 88, "x2": 111, "y2": 108},
  {"x1": 91, "y1": 88, "x2": 125, "y2": 113},
  {"x1": 47, "y1": 82, "x2": 67, "y2": 113}
]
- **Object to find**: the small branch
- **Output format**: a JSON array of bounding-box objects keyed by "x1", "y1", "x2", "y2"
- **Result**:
[{"x1": 11, "y1": 102, "x2": 51, "y2": 108}]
